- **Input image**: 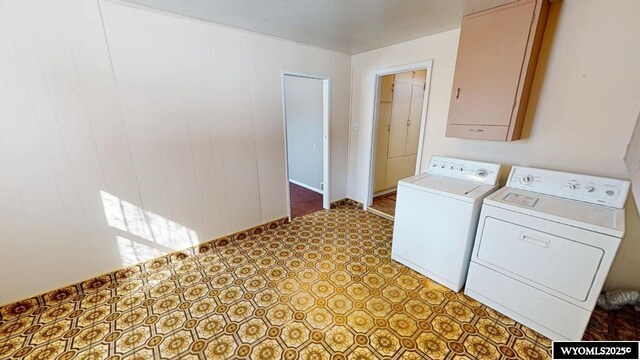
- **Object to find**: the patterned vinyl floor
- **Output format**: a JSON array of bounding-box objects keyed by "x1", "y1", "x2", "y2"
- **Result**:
[{"x1": 0, "y1": 203, "x2": 592, "y2": 360}]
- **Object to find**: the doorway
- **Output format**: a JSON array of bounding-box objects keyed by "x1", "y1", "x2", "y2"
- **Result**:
[
  {"x1": 366, "y1": 62, "x2": 433, "y2": 218},
  {"x1": 282, "y1": 71, "x2": 330, "y2": 220}
]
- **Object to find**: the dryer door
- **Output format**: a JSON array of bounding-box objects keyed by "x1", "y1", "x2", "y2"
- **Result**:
[{"x1": 472, "y1": 205, "x2": 619, "y2": 308}]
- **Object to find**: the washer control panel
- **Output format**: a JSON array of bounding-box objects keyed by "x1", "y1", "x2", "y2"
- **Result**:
[
  {"x1": 508, "y1": 166, "x2": 630, "y2": 208},
  {"x1": 426, "y1": 156, "x2": 501, "y2": 185}
]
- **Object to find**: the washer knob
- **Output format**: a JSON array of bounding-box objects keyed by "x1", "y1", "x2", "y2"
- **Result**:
[
  {"x1": 606, "y1": 190, "x2": 615, "y2": 196},
  {"x1": 521, "y1": 175, "x2": 534, "y2": 185},
  {"x1": 586, "y1": 186, "x2": 596, "y2": 193},
  {"x1": 568, "y1": 183, "x2": 577, "y2": 190},
  {"x1": 476, "y1": 169, "x2": 488, "y2": 177}
]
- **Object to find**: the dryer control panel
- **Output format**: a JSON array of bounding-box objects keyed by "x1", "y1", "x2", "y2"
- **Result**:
[
  {"x1": 508, "y1": 166, "x2": 630, "y2": 209},
  {"x1": 426, "y1": 156, "x2": 501, "y2": 185}
]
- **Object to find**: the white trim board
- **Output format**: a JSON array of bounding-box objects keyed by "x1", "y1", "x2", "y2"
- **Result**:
[
  {"x1": 373, "y1": 187, "x2": 397, "y2": 197},
  {"x1": 281, "y1": 70, "x2": 331, "y2": 221},
  {"x1": 365, "y1": 60, "x2": 433, "y2": 210},
  {"x1": 289, "y1": 179, "x2": 323, "y2": 194}
]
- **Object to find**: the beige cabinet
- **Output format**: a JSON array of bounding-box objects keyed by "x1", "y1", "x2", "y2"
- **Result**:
[
  {"x1": 446, "y1": 0, "x2": 549, "y2": 141},
  {"x1": 374, "y1": 71, "x2": 426, "y2": 193}
]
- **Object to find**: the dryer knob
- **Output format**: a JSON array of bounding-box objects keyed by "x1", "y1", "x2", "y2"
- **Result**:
[
  {"x1": 476, "y1": 169, "x2": 488, "y2": 177},
  {"x1": 521, "y1": 175, "x2": 534, "y2": 185}
]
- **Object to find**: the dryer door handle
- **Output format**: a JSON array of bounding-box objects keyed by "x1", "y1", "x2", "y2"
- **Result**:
[{"x1": 519, "y1": 233, "x2": 550, "y2": 249}]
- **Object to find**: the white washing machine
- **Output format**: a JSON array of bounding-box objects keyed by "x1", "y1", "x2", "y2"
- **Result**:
[
  {"x1": 465, "y1": 166, "x2": 630, "y2": 341},
  {"x1": 392, "y1": 156, "x2": 502, "y2": 292}
]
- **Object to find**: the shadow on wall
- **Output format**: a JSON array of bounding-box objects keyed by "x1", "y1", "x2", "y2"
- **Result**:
[
  {"x1": 100, "y1": 191, "x2": 199, "y2": 266},
  {"x1": 520, "y1": 0, "x2": 561, "y2": 139},
  {"x1": 605, "y1": 195, "x2": 640, "y2": 290}
]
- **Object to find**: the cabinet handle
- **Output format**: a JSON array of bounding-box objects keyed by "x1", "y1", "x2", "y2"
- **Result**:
[
  {"x1": 468, "y1": 129, "x2": 484, "y2": 132},
  {"x1": 520, "y1": 233, "x2": 550, "y2": 248},
  {"x1": 455, "y1": 87, "x2": 460, "y2": 99}
]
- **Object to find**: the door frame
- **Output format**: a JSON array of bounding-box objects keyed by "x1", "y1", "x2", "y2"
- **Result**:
[
  {"x1": 281, "y1": 70, "x2": 331, "y2": 220},
  {"x1": 364, "y1": 60, "x2": 433, "y2": 210}
]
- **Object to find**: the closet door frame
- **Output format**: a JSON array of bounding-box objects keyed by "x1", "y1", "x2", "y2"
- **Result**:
[{"x1": 364, "y1": 60, "x2": 433, "y2": 210}]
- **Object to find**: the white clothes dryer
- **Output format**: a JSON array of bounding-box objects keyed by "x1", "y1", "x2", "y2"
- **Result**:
[{"x1": 465, "y1": 166, "x2": 630, "y2": 340}]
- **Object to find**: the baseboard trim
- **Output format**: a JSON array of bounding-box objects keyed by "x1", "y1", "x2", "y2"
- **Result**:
[
  {"x1": 367, "y1": 207, "x2": 395, "y2": 221},
  {"x1": 330, "y1": 198, "x2": 363, "y2": 209},
  {"x1": 374, "y1": 188, "x2": 397, "y2": 197},
  {"x1": 0, "y1": 216, "x2": 289, "y2": 313},
  {"x1": 289, "y1": 179, "x2": 322, "y2": 194}
]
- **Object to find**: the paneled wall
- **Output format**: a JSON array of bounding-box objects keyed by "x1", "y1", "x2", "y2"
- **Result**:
[
  {"x1": 347, "y1": 0, "x2": 640, "y2": 289},
  {"x1": 0, "y1": 0, "x2": 350, "y2": 305}
]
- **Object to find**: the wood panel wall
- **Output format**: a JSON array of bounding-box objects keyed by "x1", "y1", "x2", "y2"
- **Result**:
[{"x1": 0, "y1": 0, "x2": 351, "y2": 305}]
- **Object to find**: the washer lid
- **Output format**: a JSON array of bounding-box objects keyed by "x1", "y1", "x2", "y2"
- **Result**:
[
  {"x1": 485, "y1": 187, "x2": 626, "y2": 237},
  {"x1": 400, "y1": 174, "x2": 497, "y2": 203}
]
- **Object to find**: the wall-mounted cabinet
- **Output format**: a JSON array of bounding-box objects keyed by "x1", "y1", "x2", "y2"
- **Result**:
[{"x1": 446, "y1": 0, "x2": 549, "y2": 141}]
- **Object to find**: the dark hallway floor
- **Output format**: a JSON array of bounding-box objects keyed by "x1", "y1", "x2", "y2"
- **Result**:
[
  {"x1": 289, "y1": 182, "x2": 323, "y2": 218},
  {"x1": 370, "y1": 191, "x2": 397, "y2": 217}
]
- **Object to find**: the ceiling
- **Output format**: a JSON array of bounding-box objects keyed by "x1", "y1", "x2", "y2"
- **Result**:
[{"x1": 118, "y1": 0, "x2": 517, "y2": 54}]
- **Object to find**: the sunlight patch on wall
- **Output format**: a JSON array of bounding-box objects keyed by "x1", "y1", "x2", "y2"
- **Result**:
[
  {"x1": 100, "y1": 191, "x2": 199, "y2": 265},
  {"x1": 116, "y1": 236, "x2": 164, "y2": 266}
]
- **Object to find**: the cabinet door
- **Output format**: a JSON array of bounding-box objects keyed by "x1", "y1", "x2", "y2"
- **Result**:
[
  {"x1": 395, "y1": 70, "x2": 426, "y2": 86},
  {"x1": 405, "y1": 84, "x2": 424, "y2": 156},
  {"x1": 379, "y1": 74, "x2": 394, "y2": 103},
  {"x1": 448, "y1": 1, "x2": 535, "y2": 127},
  {"x1": 386, "y1": 155, "x2": 417, "y2": 189},
  {"x1": 373, "y1": 102, "x2": 392, "y2": 193},
  {"x1": 387, "y1": 82, "x2": 412, "y2": 158}
]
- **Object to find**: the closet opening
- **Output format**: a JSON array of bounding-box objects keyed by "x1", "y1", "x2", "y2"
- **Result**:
[{"x1": 366, "y1": 61, "x2": 433, "y2": 219}]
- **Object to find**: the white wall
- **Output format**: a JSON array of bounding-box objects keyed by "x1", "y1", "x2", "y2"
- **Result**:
[
  {"x1": 284, "y1": 76, "x2": 324, "y2": 191},
  {"x1": 0, "y1": 0, "x2": 350, "y2": 305},
  {"x1": 347, "y1": 0, "x2": 640, "y2": 289}
]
